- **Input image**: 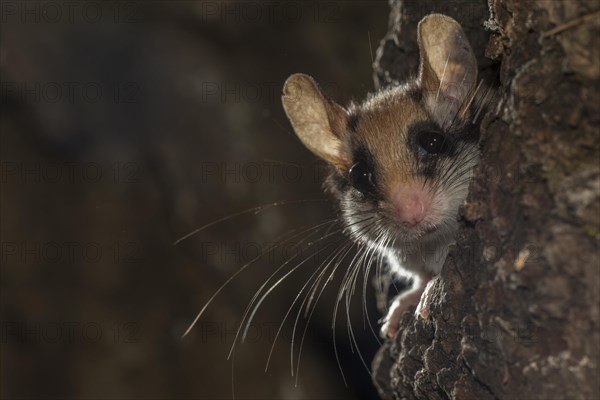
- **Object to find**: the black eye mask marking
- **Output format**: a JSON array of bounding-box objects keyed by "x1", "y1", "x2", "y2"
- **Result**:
[
  {"x1": 407, "y1": 120, "x2": 454, "y2": 178},
  {"x1": 417, "y1": 131, "x2": 451, "y2": 155},
  {"x1": 406, "y1": 119, "x2": 480, "y2": 178},
  {"x1": 348, "y1": 146, "x2": 379, "y2": 199}
]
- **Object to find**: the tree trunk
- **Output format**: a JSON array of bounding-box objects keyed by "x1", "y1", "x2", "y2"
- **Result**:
[{"x1": 371, "y1": 1, "x2": 600, "y2": 399}]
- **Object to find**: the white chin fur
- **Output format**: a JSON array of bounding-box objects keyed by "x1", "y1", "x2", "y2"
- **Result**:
[
  {"x1": 343, "y1": 207, "x2": 457, "y2": 277},
  {"x1": 341, "y1": 182, "x2": 472, "y2": 277}
]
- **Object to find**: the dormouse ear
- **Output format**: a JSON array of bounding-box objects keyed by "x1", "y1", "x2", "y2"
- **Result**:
[
  {"x1": 282, "y1": 74, "x2": 350, "y2": 168},
  {"x1": 417, "y1": 14, "x2": 477, "y2": 130}
]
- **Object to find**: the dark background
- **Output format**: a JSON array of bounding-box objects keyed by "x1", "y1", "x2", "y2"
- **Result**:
[{"x1": 1, "y1": 1, "x2": 391, "y2": 399}]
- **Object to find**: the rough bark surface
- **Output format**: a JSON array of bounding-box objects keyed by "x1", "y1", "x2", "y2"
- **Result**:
[{"x1": 372, "y1": 1, "x2": 600, "y2": 399}]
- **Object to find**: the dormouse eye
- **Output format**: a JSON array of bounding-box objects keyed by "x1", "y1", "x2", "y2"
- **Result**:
[
  {"x1": 349, "y1": 162, "x2": 375, "y2": 195},
  {"x1": 417, "y1": 131, "x2": 450, "y2": 155}
]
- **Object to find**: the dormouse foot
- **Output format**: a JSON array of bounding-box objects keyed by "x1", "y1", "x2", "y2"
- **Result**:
[{"x1": 380, "y1": 273, "x2": 434, "y2": 338}]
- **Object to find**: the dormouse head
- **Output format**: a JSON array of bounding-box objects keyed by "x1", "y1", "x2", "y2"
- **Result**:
[{"x1": 282, "y1": 14, "x2": 480, "y2": 257}]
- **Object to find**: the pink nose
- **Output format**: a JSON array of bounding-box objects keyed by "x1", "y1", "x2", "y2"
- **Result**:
[
  {"x1": 396, "y1": 198, "x2": 426, "y2": 227},
  {"x1": 390, "y1": 185, "x2": 431, "y2": 228}
]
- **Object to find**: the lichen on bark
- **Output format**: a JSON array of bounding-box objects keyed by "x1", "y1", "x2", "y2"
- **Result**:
[{"x1": 371, "y1": 1, "x2": 600, "y2": 399}]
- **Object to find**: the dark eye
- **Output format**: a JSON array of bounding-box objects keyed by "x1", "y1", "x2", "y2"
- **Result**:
[
  {"x1": 349, "y1": 162, "x2": 375, "y2": 194},
  {"x1": 417, "y1": 131, "x2": 450, "y2": 155}
]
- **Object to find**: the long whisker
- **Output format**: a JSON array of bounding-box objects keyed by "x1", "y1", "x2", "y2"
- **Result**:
[
  {"x1": 173, "y1": 198, "x2": 324, "y2": 245},
  {"x1": 332, "y1": 241, "x2": 360, "y2": 387},
  {"x1": 288, "y1": 238, "x2": 352, "y2": 377},
  {"x1": 360, "y1": 226, "x2": 387, "y2": 342},
  {"x1": 254, "y1": 218, "x2": 376, "y2": 369},
  {"x1": 342, "y1": 233, "x2": 383, "y2": 377},
  {"x1": 239, "y1": 221, "x2": 366, "y2": 345},
  {"x1": 314, "y1": 219, "x2": 381, "y2": 386},
  {"x1": 291, "y1": 218, "x2": 379, "y2": 380},
  {"x1": 294, "y1": 239, "x2": 358, "y2": 385},
  {"x1": 238, "y1": 219, "x2": 341, "y2": 337},
  {"x1": 181, "y1": 217, "x2": 336, "y2": 338},
  {"x1": 227, "y1": 220, "x2": 344, "y2": 359},
  {"x1": 332, "y1": 239, "x2": 365, "y2": 351}
]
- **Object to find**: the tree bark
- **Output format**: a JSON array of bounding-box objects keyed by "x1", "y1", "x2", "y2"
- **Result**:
[{"x1": 371, "y1": 1, "x2": 600, "y2": 399}]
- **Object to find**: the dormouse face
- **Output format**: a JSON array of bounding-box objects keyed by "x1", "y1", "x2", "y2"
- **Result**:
[
  {"x1": 282, "y1": 14, "x2": 480, "y2": 260},
  {"x1": 331, "y1": 85, "x2": 480, "y2": 252}
]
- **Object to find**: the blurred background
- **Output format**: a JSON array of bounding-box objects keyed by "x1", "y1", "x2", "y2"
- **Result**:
[{"x1": 1, "y1": 1, "x2": 391, "y2": 399}]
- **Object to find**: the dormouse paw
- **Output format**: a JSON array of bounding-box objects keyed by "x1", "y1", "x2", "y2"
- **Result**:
[
  {"x1": 379, "y1": 275, "x2": 436, "y2": 338},
  {"x1": 379, "y1": 300, "x2": 404, "y2": 338},
  {"x1": 379, "y1": 288, "x2": 426, "y2": 338}
]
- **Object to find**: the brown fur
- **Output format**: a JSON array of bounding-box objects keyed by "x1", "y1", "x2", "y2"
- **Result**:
[{"x1": 282, "y1": 14, "x2": 485, "y2": 337}]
